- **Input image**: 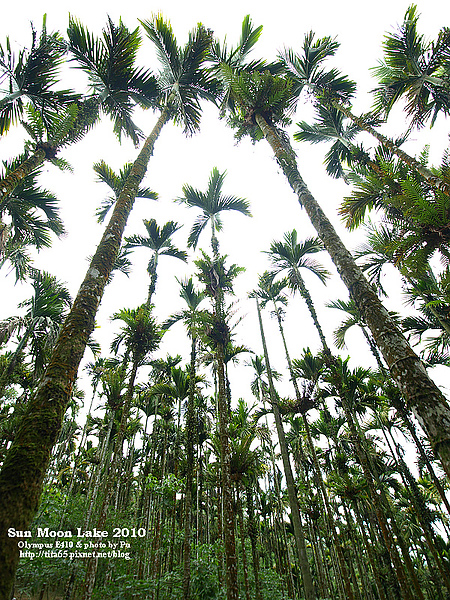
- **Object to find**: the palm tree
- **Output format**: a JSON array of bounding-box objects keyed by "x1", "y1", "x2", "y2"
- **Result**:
[
  {"x1": 267, "y1": 230, "x2": 330, "y2": 352},
  {"x1": 326, "y1": 465, "x2": 390, "y2": 600},
  {"x1": 0, "y1": 99, "x2": 99, "y2": 203},
  {"x1": 254, "y1": 296, "x2": 317, "y2": 600},
  {"x1": 326, "y1": 297, "x2": 387, "y2": 371},
  {"x1": 195, "y1": 252, "x2": 244, "y2": 600},
  {"x1": 294, "y1": 103, "x2": 364, "y2": 180},
  {"x1": 0, "y1": 15, "x2": 159, "y2": 200},
  {"x1": 402, "y1": 272, "x2": 450, "y2": 365},
  {"x1": 340, "y1": 150, "x2": 450, "y2": 276},
  {"x1": 0, "y1": 269, "x2": 71, "y2": 395},
  {"x1": 0, "y1": 17, "x2": 215, "y2": 596},
  {"x1": 178, "y1": 166, "x2": 251, "y2": 258},
  {"x1": 366, "y1": 401, "x2": 450, "y2": 595},
  {"x1": 93, "y1": 160, "x2": 158, "y2": 224},
  {"x1": 354, "y1": 221, "x2": 450, "y2": 363},
  {"x1": 247, "y1": 354, "x2": 281, "y2": 402},
  {"x1": 0, "y1": 17, "x2": 76, "y2": 136},
  {"x1": 125, "y1": 219, "x2": 188, "y2": 305},
  {"x1": 246, "y1": 354, "x2": 297, "y2": 596},
  {"x1": 321, "y1": 358, "x2": 423, "y2": 600},
  {"x1": 255, "y1": 273, "x2": 357, "y2": 599},
  {"x1": 220, "y1": 58, "x2": 450, "y2": 478},
  {"x1": 177, "y1": 168, "x2": 249, "y2": 598},
  {"x1": 143, "y1": 364, "x2": 198, "y2": 587},
  {"x1": 280, "y1": 31, "x2": 450, "y2": 196},
  {"x1": 164, "y1": 277, "x2": 206, "y2": 600},
  {"x1": 67, "y1": 17, "x2": 159, "y2": 142},
  {"x1": 227, "y1": 399, "x2": 268, "y2": 600},
  {"x1": 83, "y1": 305, "x2": 162, "y2": 600},
  {"x1": 0, "y1": 155, "x2": 64, "y2": 279},
  {"x1": 372, "y1": 4, "x2": 450, "y2": 128}
]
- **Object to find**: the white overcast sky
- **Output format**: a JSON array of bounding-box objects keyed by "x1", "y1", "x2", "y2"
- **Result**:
[{"x1": 1, "y1": 0, "x2": 450, "y2": 401}]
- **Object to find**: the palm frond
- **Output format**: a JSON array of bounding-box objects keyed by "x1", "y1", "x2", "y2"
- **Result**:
[{"x1": 0, "y1": 17, "x2": 76, "y2": 135}]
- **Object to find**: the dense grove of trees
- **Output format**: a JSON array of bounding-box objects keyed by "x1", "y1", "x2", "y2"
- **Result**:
[{"x1": 1, "y1": 6, "x2": 450, "y2": 600}]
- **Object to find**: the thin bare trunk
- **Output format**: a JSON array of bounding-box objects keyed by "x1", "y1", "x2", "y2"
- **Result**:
[{"x1": 256, "y1": 298, "x2": 317, "y2": 600}]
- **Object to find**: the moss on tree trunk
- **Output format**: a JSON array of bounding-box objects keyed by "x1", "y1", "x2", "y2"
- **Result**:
[
  {"x1": 0, "y1": 106, "x2": 170, "y2": 599},
  {"x1": 0, "y1": 148, "x2": 47, "y2": 201},
  {"x1": 255, "y1": 112, "x2": 450, "y2": 479}
]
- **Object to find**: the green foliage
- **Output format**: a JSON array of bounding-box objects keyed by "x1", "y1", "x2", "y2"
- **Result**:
[
  {"x1": 259, "y1": 568, "x2": 289, "y2": 599},
  {"x1": 94, "y1": 160, "x2": 158, "y2": 223},
  {"x1": 0, "y1": 155, "x2": 64, "y2": 257},
  {"x1": 178, "y1": 167, "x2": 251, "y2": 250},
  {"x1": 68, "y1": 16, "x2": 159, "y2": 144},
  {"x1": 125, "y1": 219, "x2": 188, "y2": 268},
  {"x1": 0, "y1": 16, "x2": 77, "y2": 135},
  {"x1": 139, "y1": 16, "x2": 218, "y2": 135},
  {"x1": 267, "y1": 230, "x2": 329, "y2": 289},
  {"x1": 110, "y1": 305, "x2": 163, "y2": 365},
  {"x1": 4, "y1": 11, "x2": 450, "y2": 600},
  {"x1": 280, "y1": 31, "x2": 356, "y2": 103},
  {"x1": 294, "y1": 104, "x2": 370, "y2": 179},
  {"x1": 372, "y1": 4, "x2": 450, "y2": 126},
  {"x1": 226, "y1": 70, "x2": 294, "y2": 141},
  {"x1": 342, "y1": 150, "x2": 450, "y2": 278},
  {"x1": 195, "y1": 251, "x2": 245, "y2": 298}
]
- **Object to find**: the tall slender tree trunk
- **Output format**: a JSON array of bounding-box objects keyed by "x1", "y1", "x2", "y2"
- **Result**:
[
  {"x1": 63, "y1": 408, "x2": 116, "y2": 600},
  {"x1": 352, "y1": 499, "x2": 389, "y2": 600},
  {"x1": 292, "y1": 265, "x2": 330, "y2": 354},
  {"x1": 245, "y1": 485, "x2": 263, "y2": 600},
  {"x1": 255, "y1": 298, "x2": 317, "y2": 600},
  {"x1": 0, "y1": 105, "x2": 171, "y2": 599},
  {"x1": 182, "y1": 335, "x2": 198, "y2": 600},
  {"x1": 216, "y1": 337, "x2": 239, "y2": 600},
  {"x1": 236, "y1": 488, "x2": 251, "y2": 600},
  {"x1": 147, "y1": 254, "x2": 159, "y2": 307},
  {"x1": 254, "y1": 112, "x2": 450, "y2": 477},
  {"x1": 82, "y1": 358, "x2": 140, "y2": 600},
  {"x1": 206, "y1": 246, "x2": 239, "y2": 600},
  {"x1": 271, "y1": 297, "x2": 354, "y2": 598}
]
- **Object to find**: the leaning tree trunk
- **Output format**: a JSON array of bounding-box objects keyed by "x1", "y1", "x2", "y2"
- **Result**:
[
  {"x1": 0, "y1": 148, "x2": 48, "y2": 202},
  {"x1": 0, "y1": 104, "x2": 171, "y2": 599},
  {"x1": 254, "y1": 112, "x2": 450, "y2": 478}
]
